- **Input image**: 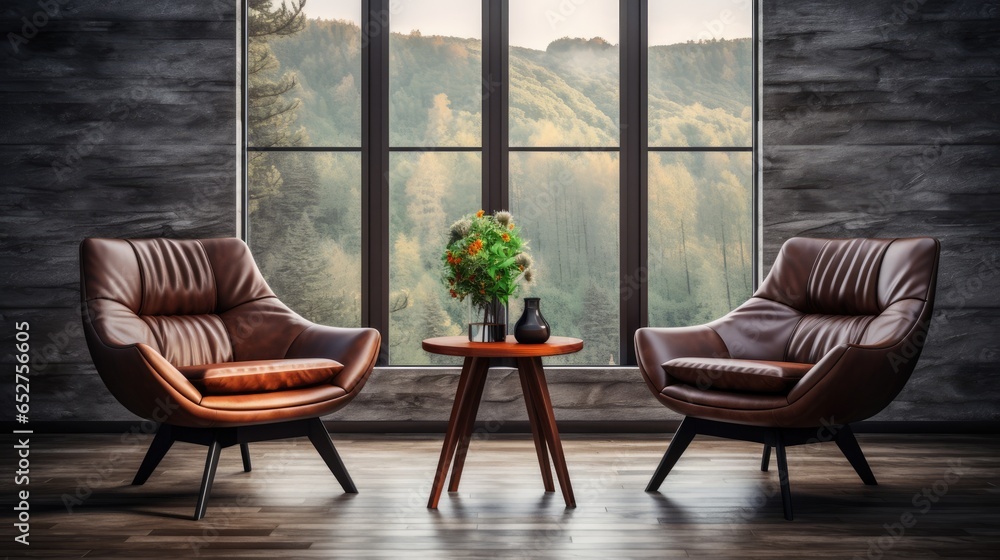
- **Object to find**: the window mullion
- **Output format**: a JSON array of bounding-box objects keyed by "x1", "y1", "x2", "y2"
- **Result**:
[
  {"x1": 483, "y1": 0, "x2": 509, "y2": 213},
  {"x1": 362, "y1": 0, "x2": 391, "y2": 364},
  {"x1": 619, "y1": 0, "x2": 648, "y2": 366}
]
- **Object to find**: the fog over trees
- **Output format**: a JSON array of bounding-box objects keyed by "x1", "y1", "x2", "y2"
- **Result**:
[{"x1": 249, "y1": 9, "x2": 752, "y2": 365}]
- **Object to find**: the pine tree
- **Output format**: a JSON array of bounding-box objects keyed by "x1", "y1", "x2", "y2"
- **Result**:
[
  {"x1": 247, "y1": 0, "x2": 307, "y2": 213},
  {"x1": 578, "y1": 282, "x2": 618, "y2": 365}
]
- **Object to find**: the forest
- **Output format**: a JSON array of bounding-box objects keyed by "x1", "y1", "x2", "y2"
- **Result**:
[{"x1": 248, "y1": 8, "x2": 752, "y2": 366}]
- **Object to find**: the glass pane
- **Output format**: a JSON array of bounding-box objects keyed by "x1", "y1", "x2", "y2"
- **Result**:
[
  {"x1": 390, "y1": 1, "x2": 482, "y2": 147},
  {"x1": 509, "y1": 0, "x2": 619, "y2": 147},
  {"x1": 648, "y1": 0, "x2": 753, "y2": 147},
  {"x1": 249, "y1": 1, "x2": 361, "y2": 147},
  {"x1": 389, "y1": 152, "x2": 482, "y2": 365},
  {"x1": 510, "y1": 152, "x2": 620, "y2": 365},
  {"x1": 648, "y1": 152, "x2": 752, "y2": 327},
  {"x1": 248, "y1": 151, "x2": 362, "y2": 326}
]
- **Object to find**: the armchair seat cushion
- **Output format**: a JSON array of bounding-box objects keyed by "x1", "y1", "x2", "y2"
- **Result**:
[
  {"x1": 179, "y1": 358, "x2": 344, "y2": 395},
  {"x1": 663, "y1": 357, "x2": 813, "y2": 394},
  {"x1": 661, "y1": 384, "x2": 789, "y2": 411},
  {"x1": 200, "y1": 385, "x2": 348, "y2": 411}
]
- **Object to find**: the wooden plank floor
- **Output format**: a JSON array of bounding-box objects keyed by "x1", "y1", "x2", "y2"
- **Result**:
[{"x1": 3, "y1": 433, "x2": 999, "y2": 559}]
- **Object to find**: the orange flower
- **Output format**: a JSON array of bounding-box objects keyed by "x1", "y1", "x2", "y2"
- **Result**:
[
  {"x1": 501, "y1": 233, "x2": 510, "y2": 242},
  {"x1": 508, "y1": 223, "x2": 515, "y2": 230},
  {"x1": 449, "y1": 289, "x2": 458, "y2": 298},
  {"x1": 468, "y1": 239, "x2": 484, "y2": 256},
  {"x1": 476, "y1": 209, "x2": 485, "y2": 218}
]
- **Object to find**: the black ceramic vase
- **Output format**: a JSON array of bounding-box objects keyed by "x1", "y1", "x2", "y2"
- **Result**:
[{"x1": 514, "y1": 297, "x2": 551, "y2": 344}]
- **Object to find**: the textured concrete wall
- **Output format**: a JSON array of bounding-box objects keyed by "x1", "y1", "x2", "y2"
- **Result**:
[
  {"x1": 1, "y1": 0, "x2": 996, "y2": 425},
  {"x1": 762, "y1": 0, "x2": 1000, "y2": 421},
  {"x1": 0, "y1": 0, "x2": 238, "y2": 421}
]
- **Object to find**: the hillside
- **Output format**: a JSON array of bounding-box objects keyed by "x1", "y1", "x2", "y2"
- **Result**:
[{"x1": 267, "y1": 19, "x2": 752, "y2": 148}]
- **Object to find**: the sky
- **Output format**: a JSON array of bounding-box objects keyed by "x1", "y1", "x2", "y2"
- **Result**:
[{"x1": 296, "y1": 0, "x2": 752, "y2": 51}]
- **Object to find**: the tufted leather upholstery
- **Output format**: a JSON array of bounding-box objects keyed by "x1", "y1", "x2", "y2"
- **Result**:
[
  {"x1": 80, "y1": 238, "x2": 380, "y2": 428},
  {"x1": 636, "y1": 237, "x2": 939, "y2": 428}
]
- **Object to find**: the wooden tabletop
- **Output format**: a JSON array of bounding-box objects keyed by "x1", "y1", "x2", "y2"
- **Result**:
[{"x1": 422, "y1": 335, "x2": 583, "y2": 358}]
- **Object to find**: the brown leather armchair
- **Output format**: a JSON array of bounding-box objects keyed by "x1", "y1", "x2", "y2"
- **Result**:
[
  {"x1": 635, "y1": 237, "x2": 939, "y2": 519},
  {"x1": 80, "y1": 238, "x2": 380, "y2": 519}
]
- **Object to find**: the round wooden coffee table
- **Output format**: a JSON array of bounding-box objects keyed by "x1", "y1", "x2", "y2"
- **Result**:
[{"x1": 422, "y1": 335, "x2": 583, "y2": 509}]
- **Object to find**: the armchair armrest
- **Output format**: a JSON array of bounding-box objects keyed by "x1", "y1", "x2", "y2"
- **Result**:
[
  {"x1": 634, "y1": 326, "x2": 730, "y2": 393},
  {"x1": 82, "y1": 322, "x2": 205, "y2": 422},
  {"x1": 285, "y1": 325, "x2": 381, "y2": 394},
  {"x1": 133, "y1": 344, "x2": 204, "y2": 404},
  {"x1": 786, "y1": 338, "x2": 923, "y2": 424}
]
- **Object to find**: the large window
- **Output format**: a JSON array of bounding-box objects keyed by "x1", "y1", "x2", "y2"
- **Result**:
[
  {"x1": 245, "y1": 0, "x2": 756, "y2": 366},
  {"x1": 246, "y1": 1, "x2": 363, "y2": 330},
  {"x1": 646, "y1": 0, "x2": 754, "y2": 327},
  {"x1": 509, "y1": 0, "x2": 621, "y2": 365}
]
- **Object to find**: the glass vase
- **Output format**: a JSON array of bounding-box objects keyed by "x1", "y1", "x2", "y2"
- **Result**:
[{"x1": 468, "y1": 297, "x2": 508, "y2": 342}]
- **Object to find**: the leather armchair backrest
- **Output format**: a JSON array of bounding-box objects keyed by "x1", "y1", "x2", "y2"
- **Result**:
[
  {"x1": 81, "y1": 238, "x2": 308, "y2": 368},
  {"x1": 711, "y1": 237, "x2": 939, "y2": 363}
]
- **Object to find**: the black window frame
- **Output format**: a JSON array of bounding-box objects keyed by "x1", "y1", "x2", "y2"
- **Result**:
[{"x1": 241, "y1": 0, "x2": 759, "y2": 366}]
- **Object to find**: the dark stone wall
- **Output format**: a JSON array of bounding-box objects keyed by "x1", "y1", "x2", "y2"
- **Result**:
[
  {"x1": 762, "y1": 0, "x2": 1000, "y2": 420},
  {"x1": 0, "y1": 0, "x2": 237, "y2": 421},
  {"x1": 1, "y1": 0, "x2": 996, "y2": 424}
]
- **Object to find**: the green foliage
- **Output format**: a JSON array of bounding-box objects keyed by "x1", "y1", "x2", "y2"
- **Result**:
[{"x1": 442, "y1": 211, "x2": 532, "y2": 308}]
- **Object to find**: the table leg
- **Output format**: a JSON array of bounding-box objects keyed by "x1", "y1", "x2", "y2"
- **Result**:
[
  {"x1": 520, "y1": 357, "x2": 576, "y2": 508},
  {"x1": 517, "y1": 362, "x2": 554, "y2": 492},
  {"x1": 428, "y1": 356, "x2": 479, "y2": 509},
  {"x1": 448, "y1": 357, "x2": 490, "y2": 492}
]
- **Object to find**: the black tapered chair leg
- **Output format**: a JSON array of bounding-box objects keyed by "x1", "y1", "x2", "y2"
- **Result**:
[
  {"x1": 132, "y1": 425, "x2": 175, "y2": 485},
  {"x1": 646, "y1": 417, "x2": 697, "y2": 492},
  {"x1": 240, "y1": 443, "x2": 252, "y2": 472},
  {"x1": 774, "y1": 432, "x2": 793, "y2": 521},
  {"x1": 307, "y1": 418, "x2": 357, "y2": 493},
  {"x1": 194, "y1": 439, "x2": 222, "y2": 521},
  {"x1": 835, "y1": 425, "x2": 877, "y2": 485},
  {"x1": 760, "y1": 444, "x2": 771, "y2": 472}
]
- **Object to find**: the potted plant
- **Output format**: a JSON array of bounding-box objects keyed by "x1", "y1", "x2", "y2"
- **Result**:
[{"x1": 442, "y1": 210, "x2": 534, "y2": 342}]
